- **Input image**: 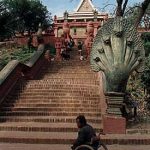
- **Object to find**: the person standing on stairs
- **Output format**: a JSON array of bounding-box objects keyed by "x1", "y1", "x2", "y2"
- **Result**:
[
  {"x1": 78, "y1": 41, "x2": 84, "y2": 60},
  {"x1": 60, "y1": 45, "x2": 70, "y2": 60}
]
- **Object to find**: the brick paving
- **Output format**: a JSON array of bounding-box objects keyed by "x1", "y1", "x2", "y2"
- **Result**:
[{"x1": 0, "y1": 144, "x2": 149, "y2": 150}]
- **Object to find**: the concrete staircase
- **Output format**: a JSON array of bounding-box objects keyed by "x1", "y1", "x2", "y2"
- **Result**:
[{"x1": 0, "y1": 50, "x2": 103, "y2": 144}]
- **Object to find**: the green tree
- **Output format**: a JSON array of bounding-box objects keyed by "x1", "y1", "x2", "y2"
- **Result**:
[
  {"x1": 2, "y1": 0, "x2": 51, "y2": 34},
  {"x1": 0, "y1": 1, "x2": 14, "y2": 40},
  {"x1": 141, "y1": 55, "x2": 150, "y2": 95},
  {"x1": 115, "y1": 0, "x2": 150, "y2": 28},
  {"x1": 125, "y1": 3, "x2": 150, "y2": 29},
  {"x1": 141, "y1": 32, "x2": 150, "y2": 57}
]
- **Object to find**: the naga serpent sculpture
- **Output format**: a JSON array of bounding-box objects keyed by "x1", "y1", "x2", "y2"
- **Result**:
[{"x1": 90, "y1": 17, "x2": 145, "y2": 93}]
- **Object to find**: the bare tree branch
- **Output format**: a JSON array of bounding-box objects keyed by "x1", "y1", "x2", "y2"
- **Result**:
[
  {"x1": 116, "y1": 0, "x2": 123, "y2": 16},
  {"x1": 122, "y1": 0, "x2": 128, "y2": 15},
  {"x1": 134, "y1": 0, "x2": 150, "y2": 28}
]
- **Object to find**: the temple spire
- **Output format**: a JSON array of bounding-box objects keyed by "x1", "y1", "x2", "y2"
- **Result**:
[{"x1": 75, "y1": 0, "x2": 96, "y2": 12}]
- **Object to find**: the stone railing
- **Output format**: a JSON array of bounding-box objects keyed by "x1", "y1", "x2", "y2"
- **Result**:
[
  {"x1": 22, "y1": 50, "x2": 46, "y2": 79},
  {"x1": 0, "y1": 60, "x2": 22, "y2": 104},
  {"x1": 0, "y1": 49, "x2": 46, "y2": 104}
]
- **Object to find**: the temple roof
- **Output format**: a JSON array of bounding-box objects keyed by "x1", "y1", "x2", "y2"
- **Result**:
[
  {"x1": 75, "y1": 0, "x2": 96, "y2": 12},
  {"x1": 56, "y1": 0, "x2": 108, "y2": 21}
]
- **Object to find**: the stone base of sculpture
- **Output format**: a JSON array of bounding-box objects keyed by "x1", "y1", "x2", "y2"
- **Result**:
[
  {"x1": 103, "y1": 92, "x2": 126, "y2": 134},
  {"x1": 103, "y1": 115, "x2": 126, "y2": 134},
  {"x1": 105, "y1": 92, "x2": 125, "y2": 116}
]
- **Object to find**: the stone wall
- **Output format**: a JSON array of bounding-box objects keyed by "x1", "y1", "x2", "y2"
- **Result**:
[{"x1": 14, "y1": 33, "x2": 56, "y2": 47}]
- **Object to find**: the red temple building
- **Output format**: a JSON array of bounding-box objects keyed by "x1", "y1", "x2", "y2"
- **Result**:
[{"x1": 53, "y1": 0, "x2": 109, "y2": 40}]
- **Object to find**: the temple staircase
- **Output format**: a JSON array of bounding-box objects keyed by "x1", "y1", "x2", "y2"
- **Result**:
[{"x1": 0, "y1": 49, "x2": 103, "y2": 144}]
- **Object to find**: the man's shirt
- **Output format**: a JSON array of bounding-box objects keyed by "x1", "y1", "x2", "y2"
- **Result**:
[{"x1": 72, "y1": 124, "x2": 98, "y2": 149}]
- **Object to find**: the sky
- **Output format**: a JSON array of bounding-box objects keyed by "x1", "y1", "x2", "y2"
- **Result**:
[{"x1": 41, "y1": 0, "x2": 142, "y2": 17}]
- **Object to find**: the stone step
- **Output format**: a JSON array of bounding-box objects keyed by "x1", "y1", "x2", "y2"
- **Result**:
[
  {"x1": 5, "y1": 100, "x2": 100, "y2": 105},
  {"x1": 22, "y1": 88, "x2": 100, "y2": 92},
  {"x1": 40, "y1": 71, "x2": 95, "y2": 75},
  {"x1": 0, "y1": 111, "x2": 101, "y2": 117},
  {"x1": 0, "y1": 131, "x2": 149, "y2": 145},
  {"x1": 6, "y1": 96, "x2": 101, "y2": 100},
  {"x1": 41, "y1": 71, "x2": 94, "y2": 74},
  {"x1": 40, "y1": 75, "x2": 98, "y2": 78},
  {"x1": 1, "y1": 107, "x2": 101, "y2": 112},
  {"x1": 27, "y1": 78, "x2": 99, "y2": 83},
  {"x1": 22, "y1": 87, "x2": 100, "y2": 91},
  {"x1": 127, "y1": 129, "x2": 150, "y2": 134},
  {"x1": 15, "y1": 90, "x2": 100, "y2": 94},
  {"x1": 25, "y1": 81, "x2": 100, "y2": 86},
  {"x1": 20, "y1": 90, "x2": 99, "y2": 95},
  {"x1": 1, "y1": 144, "x2": 150, "y2": 150},
  {"x1": 42, "y1": 68, "x2": 93, "y2": 71},
  {"x1": 4, "y1": 100, "x2": 100, "y2": 105},
  {"x1": 0, "y1": 144, "x2": 71, "y2": 150},
  {"x1": 0, "y1": 122, "x2": 102, "y2": 132},
  {"x1": 44, "y1": 62, "x2": 90, "y2": 66},
  {"x1": 2, "y1": 103, "x2": 100, "y2": 108},
  {"x1": 0, "y1": 116, "x2": 102, "y2": 124},
  {"x1": 6, "y1": 94, "x2": 101, "y2": 99},
  {"x1": 27, "y1": 79, "x2": 99, "y2": 83},
  {"x1": 14, "y1": 93, "x2": 100, "y2": 97},
  {"x1": 43, "y1": 62, "x2": 90, "y2": 66},
  {"x1": 24, "y1": 84, "x2": 99, "y2": 89},
  {"x1": 41, "y1": 65, "x2": 93, "y2": 69},
  {"x1": 25, "y1": 80, "x2": 99, "y2": 84},
  {"x1": 41, "y1": 66, "x2": 93, "y2": 69},
  {"x1": 20, "y1": 86, "x2": 100, "y2": 91},
  {"x1": 41, "y1": 74, "x2": 97, "y2": 78},
  {"x1": 44, "y1": 64, "x2": 94, "y2": 67},
  {"x1": 41, "y1": 72, "x2": 94, "y2": 76},
  {"x1": 6, "y1": 95, "x2": 100, "y2": 102}
]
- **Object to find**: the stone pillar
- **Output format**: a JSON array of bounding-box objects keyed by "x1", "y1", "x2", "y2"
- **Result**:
[
  {"x1": 85, "y1": 22, "x2": 94, "y2": 59},
  {"x1": 54, "y1": 15, "x2": 57, "y2": 23},
  {"x1": 54, "y1": 27, "x2": 58, "y2": 38},
  {"x1": 73, "y1": 34, "x2": 78, "y2": 46},
  {"x1": 86, "y1": 40, "x2": 93, "y2": 59},
  {"x1": 55, "y1": 38, "x2": 62, "y2": 61},
  {"x1": 93, "y1": 10, "x2": 98, "y2": 22},
  {"x1": 103, "y1": 92, "x2": 126, "y2": 134},
  {"x1": 104, "y1": 14, "x2": 108, "y2": 23},
  {"x1": 94, "y1": 26, "x2": 97, "y2": 37},
  {"x1": 87, "y1": 21, "x2": 94, "y2": 35},
  {"x1": 94, "y1": 24, "x2": 99, "y2": 37},
  {"x1": 64, "y1": 11, "x2": 68, "y2": 22},
  {"x1": 63, "y1": 22, "x2": 70, "y2": 43}
]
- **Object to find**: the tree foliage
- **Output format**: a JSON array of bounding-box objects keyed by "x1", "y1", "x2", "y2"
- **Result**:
[
  {"x1": 114, "y1": 0, "x2": 150, "y2": 28},
  {"x1": 141, "y1": 55, "x2": 150, "y2": 94},
  {"x1": 125, "y1": 3, "x2": 150, "y2": 29},
  {"x1": 0, "y1": 1, "x2": 14, "y2": 40},
  {"x1": 141, "y1": 32, "x2": 150, "y2": 57},
  {"x1": 0, "y1": 0, "x2": 51, "y2": 39},
  {"x1": 127, "y1": 32, "x2": 150, "y2": 111}
]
